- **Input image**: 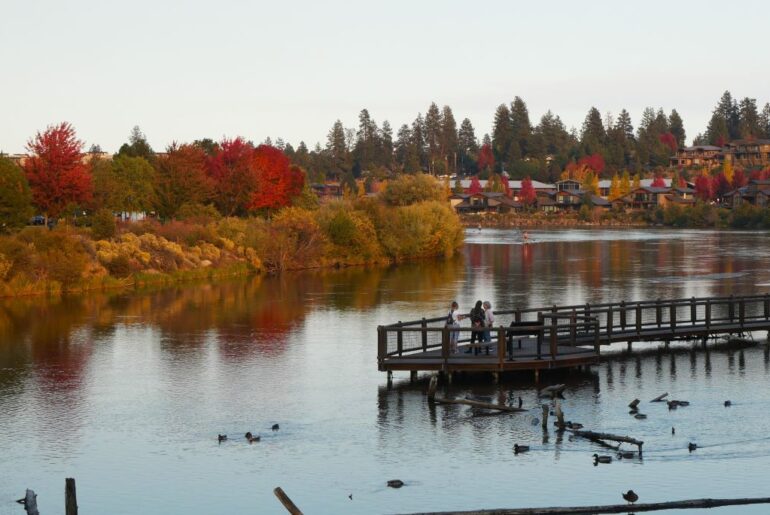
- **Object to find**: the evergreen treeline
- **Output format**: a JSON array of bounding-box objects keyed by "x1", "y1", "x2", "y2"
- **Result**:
[{"x1": 276, "y1": 91, "x2": 770, "y2": 184}]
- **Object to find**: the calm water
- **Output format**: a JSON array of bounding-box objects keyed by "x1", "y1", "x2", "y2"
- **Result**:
[{"x1": 2, "y1": 228, "x2": 770, "y2": 514}]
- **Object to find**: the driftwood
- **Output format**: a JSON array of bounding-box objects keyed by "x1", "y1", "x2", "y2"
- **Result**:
[
  {"x1": 651, "y1": 392, "x2": 669, "y2": 402},
  {"x1": 569, "y1": 429, "x2": 644, "y2": 453},
  {"x1": 628, "y1": 399, "x2": 640, "y2": 409},
  {"x1": 66, "y1": 478, "x2": 78, "y2": 515},
  {"x1": 397, "y1": 496, "x2": 770, "y2": 514},
  {"x1": 16, "y1": 490, "x2": 39, "y2": 515},
  {"x1": 541, "y1": 404, "x2": 549, "y2": 430},
  {"x1": 274, "y1": 487, "x2": 304, "y2": 515},
  {"x1": 434, "y1": 397, "x2": 527, "y2": 413},
  {"x1": 540, "y1": 384, "x2": 566, "y2": 398},
  {"x1": 553, "y1": 400, "x2": 565, "y2": 429}
]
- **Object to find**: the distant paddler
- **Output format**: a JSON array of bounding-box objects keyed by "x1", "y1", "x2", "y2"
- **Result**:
[{"x1": 522, "y1": 230, "x2": 530, "y2": 243}]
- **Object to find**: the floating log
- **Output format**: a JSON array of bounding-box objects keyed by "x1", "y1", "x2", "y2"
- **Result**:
[
  {"x1": 434, "y1": 397, "x2": 527, "y2": 412},
  {"x1": 66, "y1": 478, "x2": 78, "y2": 515},
  {"x1": 554, "y1": 400, "x2": 565, "y2": 429},
  {"x1": 570, "y1": 429, "x2": 643, "y2": 453},
  {"x1": 274, "y1": 487, "x2": 304, "y2": 515},
  {"x1": 541, "y1": 404, "x2": 549, "y2": 431},
  {"x1": 397, "y1": 496, "x2": 770, "y2": 514},
  {"x1": 16, "y1": 490, "x2": 39, "y2": 515},
  {"x1": 629, "y1": 399, "x2": 640, "y2": 409},
  {"x1": 651, "y1": 392, "x2": 669, "y2": 402}
]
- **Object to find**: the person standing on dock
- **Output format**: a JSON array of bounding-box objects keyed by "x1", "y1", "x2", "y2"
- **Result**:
[
  {"x1": 466, "y1": 300, "x2": 485, "y2": 355},
  {"x1": 446, "y1": 302, "x2": 462, "y2": 353},
  {"x1": 483, "y1": 301, "x2": 494, "y2": 344}
]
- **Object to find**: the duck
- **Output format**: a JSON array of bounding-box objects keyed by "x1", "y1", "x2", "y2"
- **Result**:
[
  {"x1": 622, "y1": 490, "x2": 639, "y2": 504},
  {"x1": 593, "y1": 454, "x2": 612, "y2": 464},
  {"x1": 634, "y1": 413, "x2": 647, "y2": 420},
  {"x1": 724, "y1": 400, "x2": 732, "y2": 407},
  {"x1": 667, "y1": 401, "x2": 678, "y2": 410},
  {"x1": 217, "y1": 434, "x2": 228, "y2": 443},
  {"x1": 271, "y1": 424, "x2": 280, "y2": 431},
  {"x1": 348, "y1": 494, "x2": 353, "y2": 500},
  {"x1": 245, "y1": 432, "x2": 260, "y2": 443},
  {"x1": 513, "y1": 444, "x2": 530, "y2": 454},
  {"x1": 672, "y1": 427, "x2": 676, "y2": 435},
  {"x1": 688, "y1": 442, "x2": 697, "y2": 452},
  {"x1": 617, "y1": 451, "x2": 636, "y2": 459},
  {"x1": 387, "y1": 479, "x2": 404, "y2": 488}
]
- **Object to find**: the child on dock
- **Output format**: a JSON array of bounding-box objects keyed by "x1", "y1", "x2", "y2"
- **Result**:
[{"x1": 446, "y1": 302, "x2": 463, "y2": 353}]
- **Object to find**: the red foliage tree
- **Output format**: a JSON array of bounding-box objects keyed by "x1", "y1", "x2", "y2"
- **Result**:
[
  {"x1": 659, "y1": 132, "x2": 678, "y2": 152},
  {"x1": 713, "y1": 173, "x2": 731, "y2": 200},
  {"x1": 750, "y1": 168, "x2": 770, "y2": 181},
  {"x1": 520, "y1": 176, "x2": 536, "y2": 206},
  {"x1": 24, "y1": 122, "x2": 92, "y2": 219},
  {"x1": 248, "y1": 145, "x2": 304, "y2": 212},
  {"x1": 577, "y1": 153, "x2": 605, "y2": 174},
  {"x1": 155, "y1": 143, "x2": 213, "y2": 219},
  {"x1": 650, "y1": 175, "x2": 666, "y2": 188},
  {"x1": 467, "y1": 176, "x2": 483, "y2": 195},
  {"x1": 694, "y1": 175, "x2": 714, "y2": 201},
  {"x1": 477, "y1": 144, "x2": 495, "y2": 172},
  {"x1": 500, "y1": 175, "x2": 511, "y2": 197},
  {"x1": 206, "y1": 137, "x2": 260, "y2": 216},
  {"x1": 677, "y1": 172, "x2": 687, "y2": 188}
]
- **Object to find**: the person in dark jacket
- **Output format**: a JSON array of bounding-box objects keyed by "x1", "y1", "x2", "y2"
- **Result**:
[{"x1": 465, "y1": 300, "x2": 485, "y2": 355}]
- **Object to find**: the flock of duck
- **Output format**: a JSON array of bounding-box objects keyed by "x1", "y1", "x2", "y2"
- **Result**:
[
  {"x1": 511, "y1": 393, "x2": 735, "y2": 505},
  {"x1": 217, "y1": 424, "x2": 280, "y2": 444}
]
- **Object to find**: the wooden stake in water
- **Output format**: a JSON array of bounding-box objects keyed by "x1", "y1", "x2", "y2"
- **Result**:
[
  {"x1": 274, "y1": 487, "x2": 304, "y2": 515},
  {"x1": 65, "y1": 478, "x2": 78, "y2": 515}
]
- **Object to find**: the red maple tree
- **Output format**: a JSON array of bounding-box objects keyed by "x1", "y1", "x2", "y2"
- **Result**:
[
  {"x1": 577, "y1": 153, "x2": 605, "y2": 174},
  {"x1": 467, "y1": 176, "x2": 483, "y2": 195},
  {"x1": 520, "y1": 176, "x2": 536, "y2": 206},
  {"x1": 500, "y1": 175, "x2": 511, "y2": 197},
  {"x1": 731, "y1": 169, "x2": 747, "y2": 190},
  {"x1": 248, "y1": 145, "x2": 304, "y2": 212},
  {"x1": 24, "y1": 122, "x2": 92, "y2": 220},
  {"x1": 694, "y1": 175, "x2": 714, "y2": 201},
  {"x1": 651, "y1": 175, "x2": 666, "y2": 188},
  {"x1": 659, "y1": 132, "x2": 678, "y2": 152},
  {"x1": 206, "y1": 137, "x2": 260, "y2": 216},
  {"x1": 712, "y1": 173, "x2": 731, "y2": 200},
  {"x1": 477, "y1": 144, "x2": 495, "y2": 172}
]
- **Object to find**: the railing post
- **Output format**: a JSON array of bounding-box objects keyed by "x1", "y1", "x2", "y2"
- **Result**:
[
  {"x1": 397, "y1": 321, "x2": 403, "y2": 356},
  {"x1": 706, "y1": 300, "x2": 711, "y2": 330},
  {"x1": 739, "y1": 299, "x2": 745, "y2": 327},
  {"x1": 536, "y1": 312, "x2": 543, "y2": 360},
  {"x1": 441, "y1": 327, "x2": 449, "y2": 366},
  {"x1": 498, "y1": 327, "x2": 506, "y2": 367},
  {"x1": 729, "y1": 295, "x2": 735, "y2": 323},
  {"x1": 377, "y1": 326, "x2": 386, "y2": 370},
  {"x1": 636, "y1": 303, "x2": 642, "y2": 335},
  {"x1": 570, "y1": 313, "x2": 577, "y2": 345},
  {"x1": 656, "y1": 299, "x2": 662, "y2": 328},
  {"x1": 607, "y1": 305, "x2": 613, "y2": 338},
  {"x1": 550, "y1": 316, "x2": 558, "y2": 360},
  {"x1": 670, "y1": 303, "x2": 677, "y2": 332},
  {"x1": 593, "y1": 320, "x2": 600, "y2": 354},
  {"x1": 620, "y1": 301, "x2": 626, "y2": 331},
  {"x1": 515, "y1": 310, "x2": 522, "y2": 324},
  {"x1": 421, "y1": 318, "x2": 428, "y2": 352},
  {"x1": 690, "y1": 297, "x2": 697, "y2": 326}
]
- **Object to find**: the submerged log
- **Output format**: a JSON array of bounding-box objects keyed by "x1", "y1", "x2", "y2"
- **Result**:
[
  {"x1": 397, "y1": 496, "x2": 770, "y2": 514},
  {"x1": 651, "y1": 392, "x2": 669, "y2": 402},
  {"x1": 554, "y1": 400, "x2": 565, "y2": 429},
  {"x1": 540, "y1": 384, "x2": 566, "y2": 398},
  {"x1": 434, "y1": 397, "x2": 527, "y2": 413},
  {"x1": 570, "y1": 429, "x2": 643, "y2": 453},
  {"x1": 16, "y1": 490, "x2": 39, "y2": 515},
  {"x1": 628, "y1": 399, "x2": 640, "y2": 409},
  {"x1": 274, "y1": 487, "x2": 304, "y2": 515}
]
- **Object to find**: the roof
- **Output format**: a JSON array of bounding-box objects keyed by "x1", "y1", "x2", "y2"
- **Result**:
[
  {"x1": 726, "y1": 139, "x2": 770, "y2": 146},
  {"x1": 679, "y1": 145, "x2": 722, "y2": 152},
  {"x1": 597, "y1": 178, "x2": 672, "y2": 189},
  {"x1": 458, "y1": 179, "x2": 555, "y2": 190},
  {"x1": 587, "y1": 195, "x2": 611, "y2": 207},
  {"x1": 673, "y1": 187, "x2": 695, "y2": 193}
]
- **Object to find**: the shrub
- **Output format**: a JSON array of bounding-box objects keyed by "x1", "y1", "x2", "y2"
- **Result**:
[
  {"x1": 380, "y1": 173, "x2": 446, "y2": 206},
  {"x1": 105, "y1": 254, "x2": 131, "y2": 278},
  {"x1": 176, "y1": 202, "x2": 222, "y2": 224},
  {"x1": 91, "y1": 209, "x2": 117, "y2": 240}
]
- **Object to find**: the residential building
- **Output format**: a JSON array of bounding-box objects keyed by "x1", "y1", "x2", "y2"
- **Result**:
[
  {"x1": 724, "y1": 180, "x2": 770, "y2": 208},
  {"x1": 723, "y1": 139, "x2": 770, "y2": 167},
  {"x1": 670, "y1": 145, "x2": 723, "y2": 167}
]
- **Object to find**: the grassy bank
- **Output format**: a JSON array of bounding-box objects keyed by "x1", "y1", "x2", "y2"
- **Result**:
[{"x1": 0, "y1": 197, "x2": 463, "y2": 298}]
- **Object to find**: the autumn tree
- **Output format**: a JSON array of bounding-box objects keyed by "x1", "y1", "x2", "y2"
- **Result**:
[
  {"x1": 155, "y1": 143, "x2": 213, "y2": 219},
  {"x1": 620, "y1": 171, "x2": 631, "y2": 196},
  {"x1": 23, "y1": 122, "x2": 92, "y2": 221},
  {"x1": 206, "y1": 137, "x2": 260, "y2": 216},
  {"x1": 519, "y1": 176, "x2": 536, "y2": 206},
  {"x1": 651, "y1": 175, "x2": 666, "y2": 188},
  {"x1": 118, "y1": 126, "x2": 154, "y2": 161},
  {"x1": 248, "y1": 145, "x2": 304, "y2": 213},
  {"x1": 0, "y1": 157, "x2": 33, "y2": 231},
  {"x1": 467, "y1": 176, "x2": 483, "y2": 195},
  {"x1": 581, "y1": 171, "x2": 599, "y2": 195},
  {"x1": 609, "y1": 174, "x2": 621, "y2": 200},
  {"x1": 477, "y1": 144, "x2": 495, "y2": 174},
  {"x1": 694, "y1": 174, "x2": 714, "y2": 201}
]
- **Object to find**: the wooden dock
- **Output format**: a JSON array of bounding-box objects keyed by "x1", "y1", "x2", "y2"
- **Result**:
[{"x1": 378, "y1": 294, "x2": 770, "y2": 378}]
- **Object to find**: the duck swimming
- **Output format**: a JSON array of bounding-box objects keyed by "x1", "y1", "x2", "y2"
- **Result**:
[
  {"x1": 688, "y1": 442, "x2": 697, "y2": 452},
  {"x1": 513, "y1": 444, "x2": 529, "y2": 454},
  {"x1": 218, "y1": 434, "x2": 227, "y2": 443},
  {"x1": 622, "y1": 490, "x2": 639, "y2": 504},
  {"x1": 593, "y1": 454, "x2": 612, "y2": 464},
  {"x1": 272, "y1": 424, "x2": 280, "y2": 431},
  {"x1": 245, "y1": 432, "x2": 260, "y2": 443}
]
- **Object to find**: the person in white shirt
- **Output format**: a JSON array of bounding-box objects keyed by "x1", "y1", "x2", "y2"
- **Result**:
[{"x1": 483, "y1": 301, "x2": 494, "y2": 343}]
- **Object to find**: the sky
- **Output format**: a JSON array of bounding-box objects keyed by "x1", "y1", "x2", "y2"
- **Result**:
[{"x1": 2, "y1": 0, "x2": 770, "y2": 154}]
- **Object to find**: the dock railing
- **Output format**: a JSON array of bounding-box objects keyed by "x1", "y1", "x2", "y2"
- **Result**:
[{"x1": 377, "y1": 294, "x2": 770, "y2": 370}]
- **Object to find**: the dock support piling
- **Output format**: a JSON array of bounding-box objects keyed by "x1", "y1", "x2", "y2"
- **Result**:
[
  {"x1": 627, "y1": 341, "x2": 632, "y2": 352},
  {"x1": 427, "y1": 375, "x2": 437, "y2": 404},
  {"x1": 533, "y1": 369, "x2": 540, "y2": 383},
  {"x1": 409, "y1": 370, "x2": 417, "y2": 383},
  {"x1": 386, "y1": 370, "x2": 393, "y2": 388},
  {"x1": 65, "y1": 478, "x2": 78, "y2": 515},
  {"x1": 541, "y1": 404, "x2": 549, "y2": 431}
]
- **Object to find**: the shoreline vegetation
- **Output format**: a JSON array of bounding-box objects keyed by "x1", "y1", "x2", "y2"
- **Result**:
[{"x1": 0, "y1": 173, "x2": 463, "y2": 298}]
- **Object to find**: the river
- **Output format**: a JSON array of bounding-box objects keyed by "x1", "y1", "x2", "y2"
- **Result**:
[{"x1": 2, "y1": 228, "x2": 770, "y2": 514}]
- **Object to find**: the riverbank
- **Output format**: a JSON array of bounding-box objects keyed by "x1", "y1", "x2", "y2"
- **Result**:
[
  {"x1": 461, "y1": 211, "x2": 648, "y2": 228},
  {"x1": 0, "y1": 198, "x2": 463, "y2": 297}
]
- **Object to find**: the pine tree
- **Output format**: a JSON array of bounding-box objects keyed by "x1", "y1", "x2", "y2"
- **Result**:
[
  {"x1": 118, "y1": 126, "x2": 154, "y2": 160},
  {"x1": 395, "y1": 124, "x2": 411, "y2": 171},
  {"x1": 411, "y1": 114, "x2": 426, "y2": 171},
  {"x1": 669, "y1": 109, "x2": 686, "y2": 147},
  {"x1": 354, "y1": 108, "x2": 379, "y2": 171},
  {"x1": 492, "y1": 104, "x2": 513, "y2": 171},
  {"x1": 326, "y1": 120, "x2": 348, "y2": 172},
  {"x1": 510, "y1": 96, "x2": 532, "y2": 159},
  {"x1": 424, "y1": 102, "x2": 442, "y2": 174},
  {"x1": 379, "y1": 120, "x2": 394, "y2": 169},
  {"x1": 738, "y1": 97, "x2": 761, "y2": 139},
  {"x1": 760, "y1": 103, "x2": 770, "y2": 139},
  {"x1": 581, "y1": 107, "x2": 606, "y2": 156},
  {"x1": 440, "y1": 105, "x2": 458, "y2": 174},
  {"x1": 632, "y1": 174, "x2": 641, "y2": 190}
]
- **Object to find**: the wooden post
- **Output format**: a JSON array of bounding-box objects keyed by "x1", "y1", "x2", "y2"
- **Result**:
[
  {"x1": 765, "y1": 294, "x2": 770, "y2": 319},
  {"x1": 396, "y1": 321, "x2": 403, "y2": 356},
  {"x1": 739, "y1": 299, "x2": 745, "y2": 327},
  {"x1": 570, "y1": 313, "x2": 577, "y2": 346},
  {"x1": 386, "y1": 370, "x2": 393, "y2": 388},
  {"x1": 554, "y1": 399, "x2": 565, "y2": 429},
  {"x1": 497, "y1": 327, "x2": 506, "y2": 367},
  {"x1": 593, "y1": 320, "x2": 600, "y2": 355},
  {"x1": 656, "y1": 299, "x2": 662, "y2": 327},
  {"x1": 670, "y1": 303, "x2": 677, "y2": 332},
  {"x1": 65, "y1": 478, "x2": 78, "y2": 515},
  {"x1": 515, "y1": 310, "x2": 522, "y2": 324},
  {"x1": 410, "y1": 370, "x2": 417, "y2": 383},
  {"x1": 421, "y1": 318, "x2": 428, "y2": 352},
  {"x1": 441, "y1": 327, "x2": 449, "y2": 366},
  {"x1": 377, "y1": 326, "x2": 386, "y2": 370},
  {"x1": 541, "y1": 404, "x2": 549, "y2": 431},
  {"x1": 607, "y1": 305, "x2": 613, "y2": 337},
  {"x1": 691, "y1": 297, "x2": 697, "y2": 326},
  {"x1": 706, "y1": 300, "x2": 712, "y2": 329},
  {"x1": 729, "y1": 296, "x2": 735, "y2": 322},
  {"x1": 636, "y1": 303, "x2": 642, "y2": 334},
  {"x1": 274, "y1": 487, "x2": 304, "y2": 515},
  {"x1": 620, "y1": 301, "x2": 626, "y2": 331},
  {"x1": 549, "y1": 316, "x2": 558, "y2": 359},
  {"x1": 536, "y1": 312, "x2": 543, "y2": 360}
]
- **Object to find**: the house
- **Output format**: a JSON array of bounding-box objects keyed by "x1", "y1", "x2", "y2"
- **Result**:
[
  {"x1": 457, "y1": 179, "x2": 555, "y2": 196},
  {"x1": 723, "y1": 140, "x2": 770, "y2": 167},
  {"x1": 553, "y1": 190, "x2": 584, "y2": 209},
  {"x1": 311, "y1": 183, "x2": 342, "y2": 199},
  {"x1": 450, "y1": 192, "x2": 522, "y2": 214},
  {"x1": 724, "y1": 180, "x2": 770, "y2": 208},
  {"x1": 555, "y1": 179, "x2": 581, "y2": 192},
  {"x1": 670, "y1": 145, "x2": 723, "y2": 168},
  {"x1": 622, "y1": 187, "x2": 674, "y2": 209}
]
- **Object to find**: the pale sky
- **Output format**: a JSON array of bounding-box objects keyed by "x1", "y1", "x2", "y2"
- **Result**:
[{"x1": 2, "y1": 0, "x2": 769, "y2": 154}]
